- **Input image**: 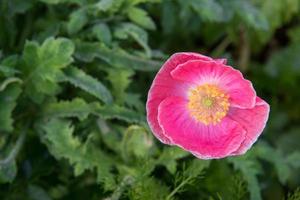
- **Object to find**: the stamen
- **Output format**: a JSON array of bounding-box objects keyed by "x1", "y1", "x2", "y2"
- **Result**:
[{"x1": 188, "y1": 84, "x2": 230, "y2": 125}]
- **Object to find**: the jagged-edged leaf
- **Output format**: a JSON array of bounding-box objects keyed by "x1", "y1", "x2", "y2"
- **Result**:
[
  {"x1": 21, "y1": 37, "x2": 74, "y2": 103},
  {"x1": 40, "y1": 118, "x2": 114, "y2": 187},
  {"x1": 63, "y1": 66, "x2": 113, "y2": 104},
  {"x1": 255, "y1": 143, "x2": 291, "y2": 184},
  {"x1": 228, "y1": 155, "x2": 262, "y2": 200},
  {"x1": 127, "y1": 7, "x2": 156, "y2": 30},
  {"x1": 91, "y1": 103, "x2": 146, "y2": 124},
  {"x1": 158, "y1": 147, "x2": 189, "y2": 174},
  {"x1": 0, "y1": 83, "x2": 22, "y2": 132},
  {"x1": 75, "y1": 42, "x2": 162, "y2": 71},
  {"x1": 106, "y1": 68, "x2": 133, "y2": 104},
  {"x1": 43, "y1": 98, "x2": 91, "y2": 120},
  {"x1": 117, "y1": 23, "x2": 151, "y2": 57}
]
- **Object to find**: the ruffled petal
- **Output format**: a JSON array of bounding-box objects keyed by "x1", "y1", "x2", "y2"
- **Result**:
[
  {"x1": 228, "y1": 97, "x2": 270, "y2": 155},
  {"x1": 170, "y1": 60, "x2": 256, "y2": 108},
  {"x1": 147, "y1": 53, "x2": 214, "y2": 144},
  {"x1": 157, "y1": 96, "x2": 246, "y2": 159}
]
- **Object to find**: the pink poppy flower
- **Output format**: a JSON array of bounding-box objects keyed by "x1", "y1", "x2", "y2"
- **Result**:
[{"x1": 146, "y1": 52, "x2": 270, "y2": 159}]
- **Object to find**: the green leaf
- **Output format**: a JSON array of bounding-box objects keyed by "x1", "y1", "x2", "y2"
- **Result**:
[
  {"x1": 92, "y1": 23, "x2": 112, "y2": 45},
  {"x1": 63, "y1": 66, "x2": 113, "y2": 104},
  {"x1": 43, "y1": 98, "x2": 91, "y2": 120},
  {"x1": 106, "y1": 67, "x2": 133, "y2": 104},
  {"x1": 118, "y1": 23, "x2": 151, "y2": 57},
  {"x1": 0, "y1": 55, "x2": 20, "y2": 77},
  {"x1": 0, "y1": 159, "x2": 17, "y2": 183},
  {"x1": 28, "y1": 184, "x2": 52, "y2": 200},
  {"x1": 40, "y1": 118, "x2": 114, "y2": 187},
  {"x1": 75, "y1": 42, "x2": 162, "y2": 71},
  {"x1": 234, "y1": 1, "x2": 269, "y2": 30},
  {"x1": 0, "y1": 83, "x2": 21, "y2": 132},
  {"x1": 39, "y1": 0, "x2": 83, "y2": 5},
  {"x1": 158, "y1": 147, "x2": 189, "y2": 174},
  {"x1": 255, "y1": 143, "x2": 291, "y2": 184},
  {"x1": 22, "y1": 37, "x2": 75, "y2": 103},
  {"x1": 187, "y1": 0, "x2": 225, "y2": 22},
  {"x1": 95, "y1": 0, "x2": 114, "y2": 11},
  {"x1": 127, "y1": 7, "x2": 156, "y2": 30},
  {"x1": 67, "y1": 9, "x2": 88, "y2": 34},
  {"x1": 228, "y1": 155, "x2": 262, "y2": 200},
  {"x1": 91, "y1": 103, "x2": 146, "y2": 124}
]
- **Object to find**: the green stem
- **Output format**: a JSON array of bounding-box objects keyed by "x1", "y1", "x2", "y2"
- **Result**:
[{"x1": 166, "y1": 177, "x2": 192, "y2": 200}]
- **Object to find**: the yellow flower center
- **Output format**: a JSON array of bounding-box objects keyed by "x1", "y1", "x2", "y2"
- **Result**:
[{"x1": 188, "y1": 84, "x2": 230, "y2": 125}]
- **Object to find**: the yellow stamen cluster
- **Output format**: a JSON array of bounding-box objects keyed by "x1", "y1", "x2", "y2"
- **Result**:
[{"x1": 188, "y1": 84, "x2": 230, "y2": 125}]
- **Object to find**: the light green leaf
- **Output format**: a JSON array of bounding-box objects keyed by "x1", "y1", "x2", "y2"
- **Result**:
[
  {"x1": 95, "y1": 0, "x2": 114, "y2": 11},
  {"x1": 106, "y1": 67, "x2": 133, "y2": 104},
  {"x1": 22, "y1": 37, "x2": 75, "y2": 103},
  {"x1": 63, "y1": 66, "x2": 113, "y2": 104},
  {"x1": 43, "y1": 98, "x2": 91, "y2": 120},
  {"x1": 127, "y1": 7, "x2": 156, "y2": 30}
]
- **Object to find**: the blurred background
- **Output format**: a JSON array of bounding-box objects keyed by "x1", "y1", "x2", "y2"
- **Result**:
[{"x1": 0, "y1": 0, "x2": 300, "y2": 199}]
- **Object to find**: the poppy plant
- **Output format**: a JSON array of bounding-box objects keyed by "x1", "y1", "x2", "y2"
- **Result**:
[{"x1": 146, "y1": 53, "x2": 270, "y2": 159}]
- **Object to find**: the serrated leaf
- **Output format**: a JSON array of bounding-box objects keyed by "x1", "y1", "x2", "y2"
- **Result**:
[
  {"x1": 127, "y1": 7, "x2": 156, "y2": 30},
  {"x1": 75, "y1": 42, "x2": 162, "y2": 71},
  {"x1": 63, "y1": 66, "x2": 113, "y2": 104},
  {"x1": 0, "y1": 83, "x2": 21, "y2": 132},
  {"x1": 234, "y1": 1, "x2": 269, "y2": 30},
  {"x1": 119, "y1": 23, "x2": 151, "y2": 57},
  {"x1": 22, "y1": 37, "x2": 75, "y2": 103},
  {"x1": 91, "y1": 103, "x2": 146, "y2": 124},
  {"x1": 106, "y1": 67, "x2": 133, "y2": 104},
  {"x1": 255, "y1": 143, "x2": 291, "y2": 184},
  {"x1": 228, "y1": 155, "x2": 262, "y2": 200},
  {"x1": 158, "y1": 147, "x2": 189, "y2": 174},
  {"x1": 40, "y1": 118, "x2": 114, "y2": 187},
  {"x1": 43, "y1": 98, "x2": 91, "y2": 120}
]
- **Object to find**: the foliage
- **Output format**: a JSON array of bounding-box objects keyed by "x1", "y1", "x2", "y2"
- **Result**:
[{"x1": 0, "y1": 0, "x2": 300, "y2": 199}]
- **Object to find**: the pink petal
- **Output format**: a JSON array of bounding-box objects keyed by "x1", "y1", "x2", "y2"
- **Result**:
[
  {"x1": 229, "y1": 97, "x2": 270, "y2": 155},
  {"x1": 170, "y1": 60, "x2": 256, "y2": 108},
  {"x1": 157, "y1": 96, "x2": 246, "y2": 159},
  {"x1": 146, "y1": 52, "x2": 215, "y2": 144}
]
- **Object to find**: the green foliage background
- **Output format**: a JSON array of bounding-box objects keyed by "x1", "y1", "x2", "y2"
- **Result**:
[{"x1": 0, "y1": 0, "x2": 300, "y2": 199}]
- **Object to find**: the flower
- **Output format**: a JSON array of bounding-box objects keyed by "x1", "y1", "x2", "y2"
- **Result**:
[{"x1": 146, "y1": 53, "x2": 270, "y2": 159}]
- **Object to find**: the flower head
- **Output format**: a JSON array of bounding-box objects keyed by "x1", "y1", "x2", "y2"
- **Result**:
[{"x1": 146, "y1": 53, "x2": 270, "y2": 159}]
